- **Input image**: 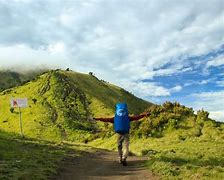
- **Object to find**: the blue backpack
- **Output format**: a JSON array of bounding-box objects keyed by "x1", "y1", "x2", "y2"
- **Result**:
[{"x1": 114, "y1": 103, "x2": 130, "y2": 134}]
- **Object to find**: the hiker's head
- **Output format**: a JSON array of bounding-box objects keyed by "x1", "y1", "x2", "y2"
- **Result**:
[{"x1": 115, "y1": 103, "x2": 128, "y2": 117}]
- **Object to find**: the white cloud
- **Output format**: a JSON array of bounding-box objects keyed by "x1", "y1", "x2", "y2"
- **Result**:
[
  {"x1": 184, "y1": 78, "x2": 216, "y2": 87},
  {"x1": 170, "y1": 85, "x2": 182, "y2": 93},
  {"x1": 123, "y1": 81, "x2": 170, "y2": 97},
  {"x1": 47, "y1": 42, "x2": 65, "y2": 54},
  {"x1": 191, "y1": 91, "x2": 224, "y2": 122},
  {"x1": 209, "y1": 111, "x2": 224, "y2": 122},
  {"x1": 0, "y1": 44, "x2": 69, "y2": 69},
  {"x1": 120, "y1": 81, "x2": 182, "y2": 98},
  {"x1": 216, "y1": 80, "x2": 224, "y2": 87},
  {"x1": 0, "y1": 0, "x2": 224, "y2": 114},
  {"x1": 0, "y1": 0, "x2": 223, "y2": 80},
  {"x1": 206, "y1": 54, "x2": 224, "y2": 68}
]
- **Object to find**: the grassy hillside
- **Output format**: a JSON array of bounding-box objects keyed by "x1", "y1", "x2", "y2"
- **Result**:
[
  {"x1": 64, "y1": 71, "x2": 150, "y2": 115},
  {"x1": 0, "y1": 70, "x2": 151, "y2": 142},
  {"x1": 1, "y1": 70, "x2": 223, "y2": 179},
  {"x1": 0, "y1": 69, "x2": 151, "y2": 179},
  {"x1": 0, "y1": 130, "x2": 66, "y2": 179},
  {"x1": 0, "y1": 129, "x2": 93, "y2": 180}
]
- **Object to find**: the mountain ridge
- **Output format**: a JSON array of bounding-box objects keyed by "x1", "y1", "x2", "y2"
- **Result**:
[
  {"x1": 0, "y1": 69, "x2": 151, "y2": 141},
  {"x1": 0, "y1": 69, "x2": 223, "y2": 180}
]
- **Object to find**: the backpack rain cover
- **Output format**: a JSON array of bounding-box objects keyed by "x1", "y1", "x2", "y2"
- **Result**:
[{"x1": 114, "y1": 103, "x2": 130, "y2": 134}]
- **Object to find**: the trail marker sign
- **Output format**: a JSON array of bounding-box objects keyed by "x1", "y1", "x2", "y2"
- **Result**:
[
  {"x1": 11, "y1": 98, "x2": 28, "y2": 108},
  {"x1": 10, "y1": 98, "x2": 28, "y2": 137}
]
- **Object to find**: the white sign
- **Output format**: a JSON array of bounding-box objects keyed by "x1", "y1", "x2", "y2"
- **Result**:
[{"x1": 11, "y1": 98, "x2": 28, "y2": 108}]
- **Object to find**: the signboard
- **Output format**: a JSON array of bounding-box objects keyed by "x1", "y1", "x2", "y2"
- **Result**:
[
  {"x1": 11, "y1": 98, "x2": 28, "y2": 108},
  {"x1": 10, "y1": 98, "x2": 28, "y2": 137}
]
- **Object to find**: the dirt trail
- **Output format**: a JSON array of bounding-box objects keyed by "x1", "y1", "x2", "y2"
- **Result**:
[{"x1": 52, "y1": 149, "x2": 158, "y2": 180}]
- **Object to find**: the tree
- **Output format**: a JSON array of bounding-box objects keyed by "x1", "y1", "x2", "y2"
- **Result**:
[{"x1": 89, "y1": 72, "x2": 94, "y2": 76}]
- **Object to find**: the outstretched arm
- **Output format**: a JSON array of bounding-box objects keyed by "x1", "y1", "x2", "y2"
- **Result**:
[
  {"x1": 93, "y1": 117, "x2": 114, "y2": 123},
  {"x1": 129, "y1": 112, "x2": 150, "y2": 122}
]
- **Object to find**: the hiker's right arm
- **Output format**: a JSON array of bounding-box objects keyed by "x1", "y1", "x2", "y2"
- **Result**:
[{"x1": 93, "y1": 117, "x2": 114, "y2": 123}]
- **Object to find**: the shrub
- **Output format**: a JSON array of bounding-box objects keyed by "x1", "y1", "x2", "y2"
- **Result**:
[{"x1": 10, "y1": 107, "x2": 14, "y2": 113}]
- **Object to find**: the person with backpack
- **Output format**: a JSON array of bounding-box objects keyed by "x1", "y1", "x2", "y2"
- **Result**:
[{"x1": 93, "y1": 103, "x2": 150, "y2": 166}]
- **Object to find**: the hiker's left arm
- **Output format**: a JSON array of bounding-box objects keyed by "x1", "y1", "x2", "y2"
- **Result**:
[{"x1": 129, "y1": 112, "x2": 150, "y2": 122}]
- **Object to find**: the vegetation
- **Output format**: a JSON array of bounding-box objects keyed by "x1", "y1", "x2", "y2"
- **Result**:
[
  {"x1": 0, "y1": 129, "x2": 95, "y2": 180},
  {"x1": 142, "y1": 138, "x2": 224, "y2": 179},
  {"x1": 0, "y1": 130, "x2": 66, "y2": 179},
  {"x1": 90, "y1": 102, "x2": 224, "y2": 179},
  {"x1": 0, "y1": 70, "x2": 223, "y2": 179},
  {"x1": 0, "y1": 71, "x2": 21, "y2": 92},
  {"x1": 0, "y1": 70, "x2": 150, "y2": 142},
  {"x1": 0, "y1": 69, "x2": 47, "y2": 92}
]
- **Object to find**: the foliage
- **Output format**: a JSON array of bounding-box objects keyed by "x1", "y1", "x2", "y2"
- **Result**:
[
  {"x1": 0, "y1": 70, "x2": 47, "y2": 92},
  {"x1": 0, "y1": 71, "x2": 21, "y2": 92},
  {"x1": 0, "y1": 70, "x2": 150, "y2": 142},
  {"x1": 0, "y1": 69, "x2": 223, "y2": 179},
  {"x1": 129, "y1": 102, "x2": 222, "y2": 140},
  {"x1": 0, "y1": 130, "x2": 66, "y2": 179},
  {"x1": 142, "y1": 138, "x2": 224, "y2": 180},
  {"x1": 90, "y1": 101, "x2": 223, "y2": 179},
  {"x1": 9, "y1": 107, "x2": 14, "y2": 113}
]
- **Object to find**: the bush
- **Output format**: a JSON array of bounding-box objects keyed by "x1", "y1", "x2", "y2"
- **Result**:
[
  {"x1": 32, "y1": 98, "x2": 37, "y2": 104},
  {"x1": 10, "y1": 107, "x2": 14, "y2": 113}
]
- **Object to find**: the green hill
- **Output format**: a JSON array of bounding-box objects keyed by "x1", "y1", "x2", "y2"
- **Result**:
[
  {"x1": 0, "y1": 70, "x2": 223, "y2": 180},
  {"x1": 0, "y1": 70, "x2": 151, "y2": 142}
]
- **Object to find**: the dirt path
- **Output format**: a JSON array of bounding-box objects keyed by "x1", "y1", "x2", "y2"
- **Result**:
[{"x1": 52, "y1": 149, "x2": 158, "y2": 180}]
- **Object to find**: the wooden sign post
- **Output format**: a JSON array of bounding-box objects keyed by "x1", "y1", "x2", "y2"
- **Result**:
[{"x1": 11, "y1": 98, "x2": 28, "y2": 137}]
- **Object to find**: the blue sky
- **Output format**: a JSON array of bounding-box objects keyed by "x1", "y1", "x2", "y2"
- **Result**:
[{"x1": 0, "y1": 0, "x2": 224, "y2": 121}]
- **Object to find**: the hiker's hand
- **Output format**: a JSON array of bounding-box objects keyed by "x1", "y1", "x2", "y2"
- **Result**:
[{"x1": 141, "y1": 112, "x2": 150, "y2": 116}]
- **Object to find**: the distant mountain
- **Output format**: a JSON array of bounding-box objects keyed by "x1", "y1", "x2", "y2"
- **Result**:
[
  {"x1": 0, "y1": 71, "x2": 21, "y2": 91},
  {"x1": 0, "y1": 70, "x2": 151, "y2": 141},
  {"x1": 0, "y1": 70, "x2": 47, "y2": 92}
]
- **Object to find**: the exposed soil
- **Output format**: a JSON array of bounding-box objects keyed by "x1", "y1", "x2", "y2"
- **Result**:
[{"x1": 52, "y1": 149, "x2": 159, "y2": 180}]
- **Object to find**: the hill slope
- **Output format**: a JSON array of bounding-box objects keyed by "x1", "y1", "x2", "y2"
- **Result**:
[
  {"x1": 0, "y1": 70, "x2": 223, "y2": 179},
  {"x1": 0, "y1": 70, "x2": 151, "y2": 141}
]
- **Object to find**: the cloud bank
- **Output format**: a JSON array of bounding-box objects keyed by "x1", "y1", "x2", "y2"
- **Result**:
[{"x1": 0, "y1": 0, "x2": 224, "y2": 121}]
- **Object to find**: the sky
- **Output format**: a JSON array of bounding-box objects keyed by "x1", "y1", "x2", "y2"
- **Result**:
[{"x1": 0, "y1": 0, "x2": 224, "y2": 121}]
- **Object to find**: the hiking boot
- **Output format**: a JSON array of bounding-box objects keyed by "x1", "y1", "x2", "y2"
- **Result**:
[
  {"x1": 118, "y1": 158, "x2": 122, "y2": 164},
  {"x1": 122, "y1": 158, "x2": 127, "y2": 166}
]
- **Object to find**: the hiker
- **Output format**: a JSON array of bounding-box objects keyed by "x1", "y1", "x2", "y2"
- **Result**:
[{"x1": 93, "y1": 103, "x2": 150, "y2": 166}]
